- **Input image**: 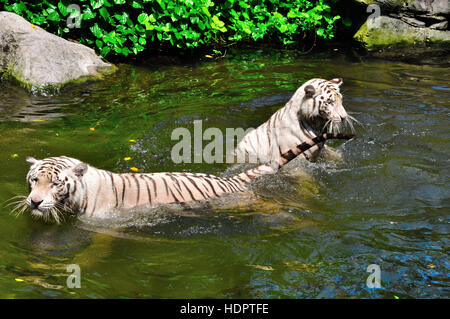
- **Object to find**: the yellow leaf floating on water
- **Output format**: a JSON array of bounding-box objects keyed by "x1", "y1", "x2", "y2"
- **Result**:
[
  {"x1": 130, "y1": 167, "x2": 139, "y2": 172},
  {"x1": 124, "y1": 157, "x2": 131, "y2": 161},
  {"x1": 15, "y1": 278, "x2": 24, "y2": 282},
  {"x1": 90, "y1": 127, "x2": 95, "y2": 131},
  {"x1": 427, "y1": 264, "x2": 435, "y2": 269},
  {"x1": 55, "y1": 133, "x2": 59, "y2": 137},
  {"x1": 247, "y1": 264, "x2": 274, "y2": 271},
  {"x1": 11, "y1": 154, "x2": 19, "y2": 158},
  {"x1": 129, "y1": 139, "x2": 136, "y2": 143}
]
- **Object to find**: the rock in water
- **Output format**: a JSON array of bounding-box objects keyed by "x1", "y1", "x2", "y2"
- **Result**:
[
  {"x1": 354, "y1": 15, "x2": 450, "y2": 50},
  {"x1": 0, "y1": 11, "x2": 117, "y2": 93},
  {"x1": 353, "y1": 0, "x2": 450, "y2": 50}
]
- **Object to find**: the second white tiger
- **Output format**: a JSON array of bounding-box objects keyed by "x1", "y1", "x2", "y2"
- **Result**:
[{"x1": 235, "y1": 78, "x2": 358, "y2": 164}]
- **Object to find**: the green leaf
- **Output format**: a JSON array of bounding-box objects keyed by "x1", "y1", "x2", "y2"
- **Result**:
[
  {"x1": 135, "y1": 24, "x2": 145, "y2": 33},
  {"x1": 82, "y1": 8, "x2": 96, "y2": 20},
  {"x1": 138, "y1": 37, "x2": 147, "y2": 45},
  {"x1": 99, "y1": 7, "x2": 110, "y2": 21},
  {"x1": 137, "y1": 12, "x2": 148, "y2": 24},
  {"x1": 132, "y1": 1, "x2": 144, "y2": 9},
  {"x1": 190, "y1": 16, "x2": 199, "y2": 24},
  {"x1": 90, "y1": 23, "x2": 103, "y2": 38},
  {"x1": 101, "y1": 46, "x2": 111, "y2": 56},
  {"x1": 91, "y1": 0, "x2": 105, "y2": 10},
  {"x1": 96, "y1": 39, "x2": 103, "y2": 48},
  {"x1": 156, "y1": 0, "x2": 166, "y2": 10},
  {"x1": 46, "y1": 9, "x2": 60, "y2": 22},
  {"x1": 58, "y1": 1, "x2": 68, "y2": 17}
]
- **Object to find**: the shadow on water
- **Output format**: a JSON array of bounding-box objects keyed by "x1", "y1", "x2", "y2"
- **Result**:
[{"x1": 0, "y1": 49, "x2": 448, "y2": 298}]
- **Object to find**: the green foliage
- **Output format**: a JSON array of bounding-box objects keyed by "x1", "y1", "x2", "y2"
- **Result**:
[{"x1": 0, "y1": 0, "x2": 340, "y2": 58}]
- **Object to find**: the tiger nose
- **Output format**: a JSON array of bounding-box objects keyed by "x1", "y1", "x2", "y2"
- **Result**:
[{"x1": 31, "y1": 199, "x2": 43, "y2": 208}]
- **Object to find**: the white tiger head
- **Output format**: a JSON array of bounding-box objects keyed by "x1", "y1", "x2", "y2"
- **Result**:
[
  {"x1": 23, "y1": 156, "x2": 88, "y2": 223},
  {"x1": 298, "y1": 78, "x2": 356, "y2": 134}
]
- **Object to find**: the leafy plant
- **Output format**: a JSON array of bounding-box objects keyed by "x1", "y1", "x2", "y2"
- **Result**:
[{"x1": 0, "y1": 0, "x2": 341, "y2": 58}]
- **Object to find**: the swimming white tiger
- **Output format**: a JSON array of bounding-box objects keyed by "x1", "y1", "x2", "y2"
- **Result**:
[
  {"x1": 13, "y1": 133, "x2": 354, "y2": 223},
  {"x1": 235, "y1": 78, "x2": 358, "y2": 164}
]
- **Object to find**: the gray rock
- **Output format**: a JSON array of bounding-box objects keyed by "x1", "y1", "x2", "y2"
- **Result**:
[
  {"x1": 407, "y1": 0, "x2": 449, "y2": 15},
  {"x1": 355, "y1": 0, "x2": 450, "y2": 15},
  {"x1": 430, "y1": 20, "x2": 448, "y2": 30},
  {"x1": 354, "y1": 15, "x2": 450, "y2": 49},
  {"x1": 401, "y1": 16, "x2": 426, "y2": 27},
  {"x1": 354, "y1": 0, "x2": 449, "y2": 49},
  {"x1": 0, "y1": 11, "x2": 117, "y2": 93}
]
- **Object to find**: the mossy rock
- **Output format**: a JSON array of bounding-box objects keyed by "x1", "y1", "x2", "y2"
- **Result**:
[
  {"x1": 0, "y1": 12, "x2": 117, "y2": 94},
  {"x1": 354, "y1": 16, "x2": 450, "y2": 50}
]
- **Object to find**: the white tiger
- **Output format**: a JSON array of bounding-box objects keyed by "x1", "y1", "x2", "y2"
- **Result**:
[
  {"x1": 235, "y1": 78, "x2": 358, "y2": 164},
  {"x1": 12, "y1": 133, "x2": 354, "y2": 223}
]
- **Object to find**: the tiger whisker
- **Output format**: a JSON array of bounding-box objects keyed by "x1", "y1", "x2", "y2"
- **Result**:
[
  {"x1": 56, "y1": 206, "x2": 67, "y2": 223},
  {"x1": 58, "y1": 208, "x2": 71, "y2": 222},
  {"x1": 55, "y1": 202, "x2": 74, "y2": 216},
  {"x1": 50, "y1": 207, "x2": 64, "y2": 224},
  {"x1": 10, "y1": 200, "x2": 25, "y2": 211},
  {"x1": 348, "y1": 114, "x2": 363, "y2": 128},
  {"x1": 11, "y1": 200, "x2": 28, "y2": 217},
  {"x1": 17, "y1": 205, "x2": 28, "y2": 217},
  {"x1": 5, "y1": 199, "x2": 28, "y2": 208},
  {"x1": 3, "y1": 195, "x2": 27, "y2": 207},
  {"x1": 5, "y1": 195, "x2": 29, "y2": 218},
  {"x1": 345, "y1": 117, "x2": 356, "y2": 134},
  {"x1": 4, "y1": 195, "x2": 27, "y2": 201},
  {"x1": 321, "y1": 119, "x2": 332, "y2": 134}
]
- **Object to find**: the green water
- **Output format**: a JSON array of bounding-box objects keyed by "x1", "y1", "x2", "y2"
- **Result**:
[{"x1": 0, "y1": 50, "x2": 448, "y2": 298}]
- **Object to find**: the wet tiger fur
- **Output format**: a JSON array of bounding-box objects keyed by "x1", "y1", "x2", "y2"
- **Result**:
[
  {"x1": 235, "y1": 78, "x2": 358, "y2": 164},
  {"x1": 15, "y1": 133, "x2": 354, "y2": 223}
]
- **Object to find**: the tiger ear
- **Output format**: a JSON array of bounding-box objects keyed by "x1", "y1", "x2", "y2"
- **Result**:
[
  {"x1": 329, "y1": 78, "x2": 343, "y2": 86},
  {"x1": 72, "y1": 163, "x2": 88, "y2": 177},
  {"x1": 26, "y1": 156, "x2": 39, "y2": 165},
  {"x1": 304, "y1": 85, "x2": 315, "y2": 98}
]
